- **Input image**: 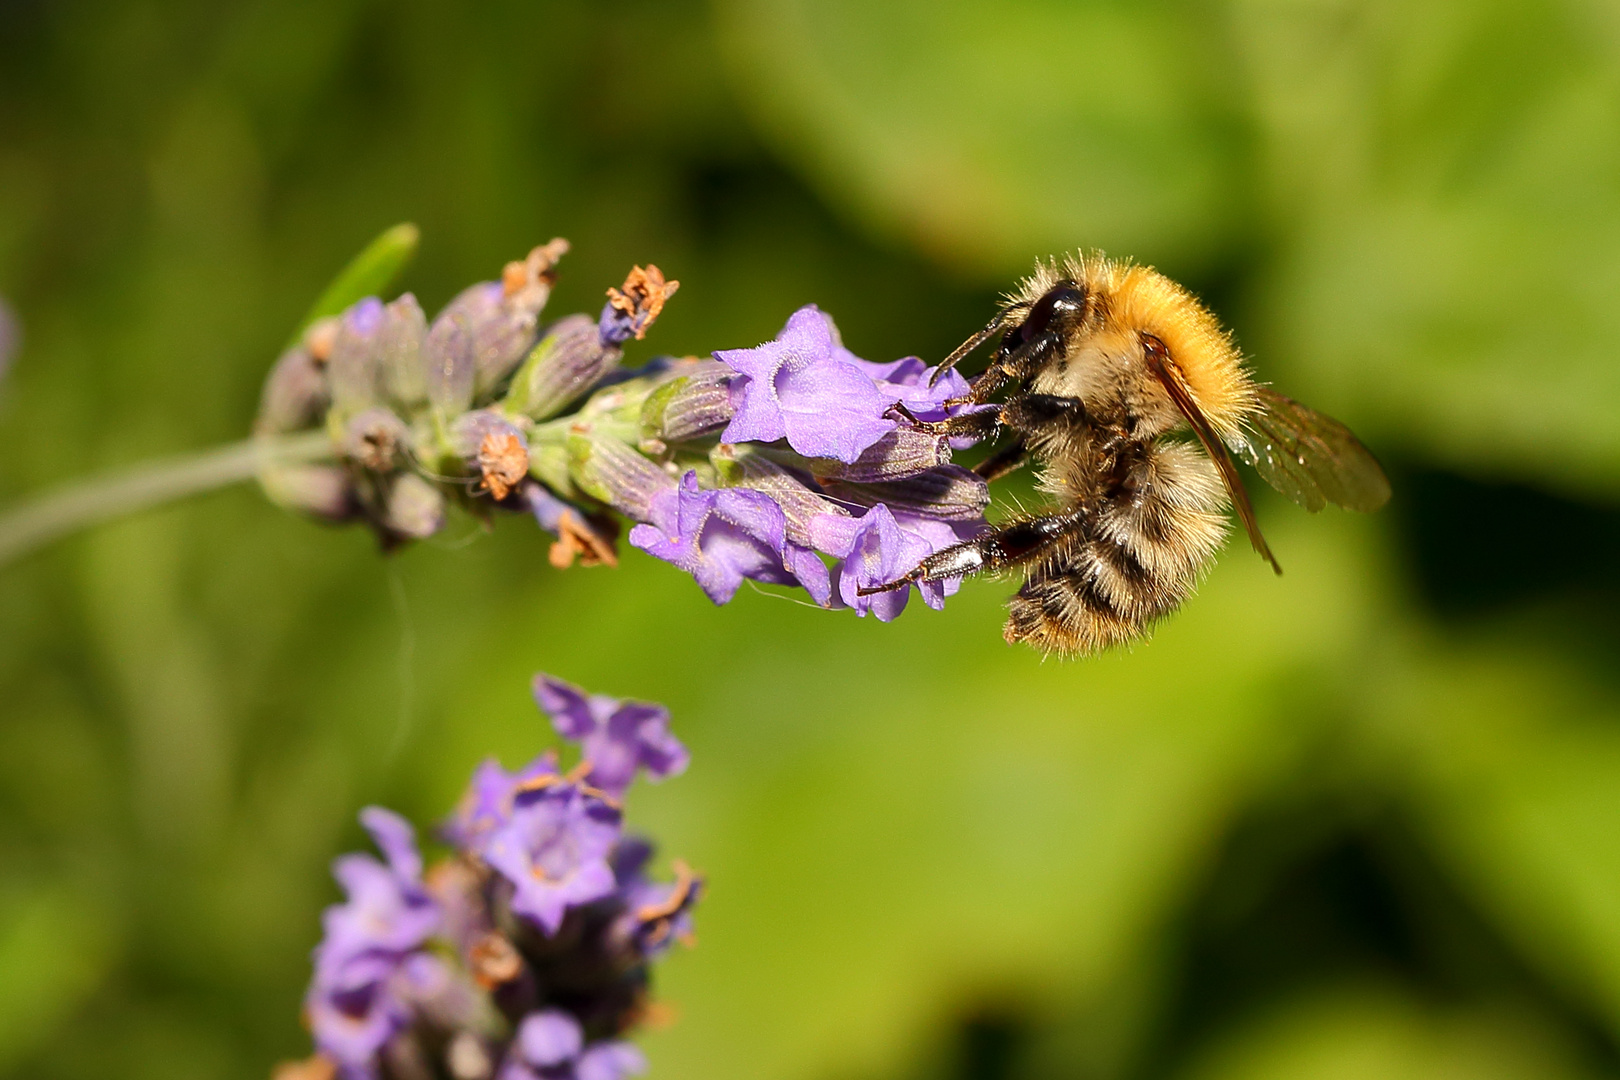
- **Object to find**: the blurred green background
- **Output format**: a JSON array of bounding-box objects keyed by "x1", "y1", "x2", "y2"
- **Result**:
[{"x1": 4, "y1": 1, "x2": 1620, "y2": 1078}]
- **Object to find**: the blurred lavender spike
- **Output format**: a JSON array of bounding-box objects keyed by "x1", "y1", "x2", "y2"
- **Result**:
[{"x1": 281, "y1": 673, "x2": 700, "y2": 1080}]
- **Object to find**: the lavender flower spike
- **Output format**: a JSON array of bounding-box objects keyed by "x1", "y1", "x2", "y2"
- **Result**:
[
  {"x1": 286, "y1": 671, "x2": 700, "y2": 1080},
  {"x1": 717, "y1": 305, "x2": 895, "y2": 464},
  {"x1": 533, "y1": 674, "x2": 689, "y2": 796}
]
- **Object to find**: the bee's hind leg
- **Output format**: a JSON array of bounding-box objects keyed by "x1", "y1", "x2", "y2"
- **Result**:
[{"x1": 855, "y1": 509, "x2": 1089, "y2": 596}]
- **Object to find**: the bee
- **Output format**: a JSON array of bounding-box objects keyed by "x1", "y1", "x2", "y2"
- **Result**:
[{"x1": 863, "y1": 253, "x2": 1391, "y2": 654}]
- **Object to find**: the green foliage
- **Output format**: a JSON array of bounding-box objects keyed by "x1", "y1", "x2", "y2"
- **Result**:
[
  {"x1": 2, "y1": 2, "x2": 1620, "y2": 1080},
  {"x1": 288, "y1": 222, "x2": 419, "y2": 347}
]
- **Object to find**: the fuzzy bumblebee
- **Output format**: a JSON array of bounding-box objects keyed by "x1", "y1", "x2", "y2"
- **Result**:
[{"x1": 865, "y1": 254, "x2": 1391, "y2": 655}]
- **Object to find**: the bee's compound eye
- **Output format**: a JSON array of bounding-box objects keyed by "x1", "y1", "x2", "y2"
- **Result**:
[{"x1": 1018, "y1": 282, "x2": 1086, "y2": 342}]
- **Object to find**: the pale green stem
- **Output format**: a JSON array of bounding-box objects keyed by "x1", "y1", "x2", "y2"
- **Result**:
[{"x1": 0, "y1": 430, "x2": 333, "y2": 567}]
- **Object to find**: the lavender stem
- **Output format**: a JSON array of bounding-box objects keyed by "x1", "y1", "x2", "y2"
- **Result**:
[{"x1": 0, "y1": 430, "x2": 333, "y2": 566}]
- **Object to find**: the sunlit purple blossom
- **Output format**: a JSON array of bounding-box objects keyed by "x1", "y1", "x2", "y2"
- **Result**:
[
  {"x1": 811, "y1": 503, "x2": 973, "y2": 620},
  {"x1": 717, "y1": 305, "x2": 895, "y2": 463},
  {"x1": 610, "y1": 839, "x2": 702, "y2": 961},
  {"x1": 628, "y1": 472, "x2": 802, "y2": 605},
  {"x1": 315, "y1": 808, "x2": 439, "y2": 970}
]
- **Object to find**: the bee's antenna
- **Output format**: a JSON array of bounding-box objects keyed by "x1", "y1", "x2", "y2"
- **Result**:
[{"x1": 929, "y1": 303, "x2": 1028, "y2": 388}]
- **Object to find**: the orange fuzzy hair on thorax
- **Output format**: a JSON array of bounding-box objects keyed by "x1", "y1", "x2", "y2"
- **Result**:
[{"x1": 1014, "y1": 253, "x2": 1258, "y2": 441}]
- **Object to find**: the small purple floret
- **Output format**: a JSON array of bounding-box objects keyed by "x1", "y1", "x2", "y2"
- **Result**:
[
  {"x1": 629, "y1": 471, "x2": 799, "y2": 605},
  {"x1": 533, "y1": 674, "x2": 689, "y2": 796},
  {"x1": 482, "y1": 782, "x2": 622, "y2": 935},
  {"x1": 307, "y1": 808, "x2": 442, "y2": 1079},
  {"x1": 519, "y1": 1010, "x2": 583, "y2": 1066},
  {"x1": 444, "y1": 753, "x2": 559, "y2": 851},
  {"x1": 812, "y1": 503, "x2": 974, "y2": 621},
  {"x1": 499, "y1": 1009, "x2": 646, "y2": 1080}
]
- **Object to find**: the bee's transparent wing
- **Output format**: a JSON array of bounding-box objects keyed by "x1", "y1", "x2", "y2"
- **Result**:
[
  {"x1": 1142, "y1": 340, "x2": 1282, "y2": 574},
  {"x1": 1230, "y1": 388, "x2": 1391, "y2": 513}
]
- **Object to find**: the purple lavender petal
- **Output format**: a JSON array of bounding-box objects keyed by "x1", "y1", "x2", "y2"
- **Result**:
[
  {"x1": 784, "y1": 542, "x2": 832, "y2": 606},
  {"x1": 306, "y1": 953, "x2": 411, "y2": 1080},
  {"x1": 517, "y1": 1010, "x2": 584, "y2": 1067},
  {"x1": 610, "y1": 837, "x2": 655, "y2": 886},
  {"x1": 889, "y1": 512, "x2": 985, "y2": 610},
  {"x1": 316, "y1": 809, "x2": 440, "y2": 975},
  {"x1": 533, "y1": 675, "x2": 689, "y2": 796},
  {"x1": 576, "y1": 1042, "x2": 647, "y2": 1080},
  {"x1": 444, "y1": 754, "x2": 559, "y2": 851},
  {"x1": 531, "y1": 675, "x2": 603, "y2": 741},
  {"x1": 483, "y1": 784, "x2": 622, "y2": 935},
  {"x1": 867, "y1": 358, "x2": 973, "y2": 417},
  {"x1": 602, "y1": 702, "x2": 688, "y2": 789},
  {"x1": 717, "y1": 306, "x2": 894, "y2": 463},
  {"x1": 306, "y1": 809, "x2": 445, "y2": 1080},
  {"x1": 523, "y1": 482, "x2": 573, "y2": 535},
  {"x1": 359, "y1": 807, "x2": 423, "y2": 881}
]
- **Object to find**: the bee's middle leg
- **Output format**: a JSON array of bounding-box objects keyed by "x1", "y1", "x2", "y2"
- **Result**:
[{"x1": 856, "y1": 509, "x2": 1090, "y2": 595}]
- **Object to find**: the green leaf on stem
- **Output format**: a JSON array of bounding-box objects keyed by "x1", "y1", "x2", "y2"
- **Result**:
[{"x1": 288, "y1": 222, "x2": 421, "y2": 347}]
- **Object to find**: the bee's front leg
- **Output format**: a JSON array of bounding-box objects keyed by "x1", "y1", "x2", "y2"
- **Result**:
[
  {"x1": 882, "y1": 401, "x2": 1003, "y2": 441},
  {"x1": 856, "y1": 509, "x2": 1090, "y2": 595}
]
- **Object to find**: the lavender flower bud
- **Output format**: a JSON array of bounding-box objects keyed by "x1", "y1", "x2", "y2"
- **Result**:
[
  {"x1": 820, "y1": 464, "x2": 989, "y2": 521},
  {"x1": 342, "y1": 407, "x2": 410, "y2": 472},
  {"x1": 327, "y1": 298, "x2": 388, "y2": 414},
  {"x1": 383, "y1": 473, "x2": 446, "y2": 540},
  {"x1": 809, "y1": 428, "x2": 950, "y2": 483},
  {"x1": 641, "y1": 359, "x2": 734, "y2": 443},
  {"x1": 567, "y1": 435, "x2": 676, "y2": 520},
  {"x1": 379, "y1": 294, "x2": 429, "y2": 409},
  {"x1": 258, "y1": 463, "x2": 356, "y2": 521},
  {"x1": 482, "y1": 239, "x2": 568, "y2": 394},
  {"x1": 424, "y1": 307, "x2": 477, "y2": 415},
  {"x1": 502, "y1": 315, "x2": 620, "y2": 421},
  {"x1": 257, "y1": 344, "x2": 329, "y2": 435},
  {"x1": 710, "y1": 444, "x2": 847, "y2": 547},
  {"x1": 419, "y1": 240, "x2": 572, "y2": 404}
]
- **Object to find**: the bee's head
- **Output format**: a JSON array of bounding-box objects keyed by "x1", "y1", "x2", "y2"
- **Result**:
[{"x1": 1005, "y1": 280, "x2": 1087, "y2": 347}]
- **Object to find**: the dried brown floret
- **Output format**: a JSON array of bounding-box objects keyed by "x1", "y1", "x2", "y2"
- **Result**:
[
  {"x1": 476, "y1": 432, "x2": 529, "y2": 500},
  {"x1": 605, "y1": 265, "x2": 680, "y2": 340}
]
